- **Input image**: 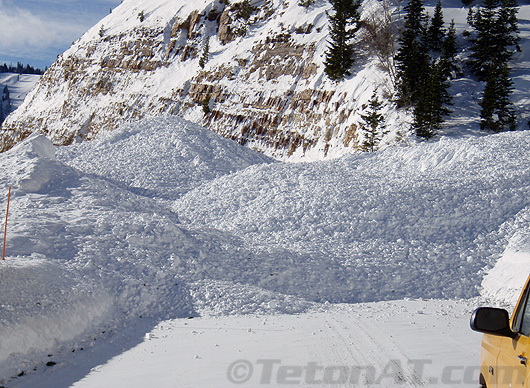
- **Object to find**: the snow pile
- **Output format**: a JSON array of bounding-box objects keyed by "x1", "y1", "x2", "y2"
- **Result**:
[
  {"x1": 173, "y1": 133, "x2": 530, "y2": 302},
  {"x1": 0, "y1": 117, "x2": 286, "y2": 381},
  {"x1": 56, "y1": 116, "x2": 273, "y2": 200},
  {"x1": 1, "y1": 115, "x2": 530, "y2": 383}
]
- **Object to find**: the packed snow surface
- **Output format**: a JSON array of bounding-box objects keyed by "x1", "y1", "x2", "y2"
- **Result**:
[
  {"x1": 71, "y1": 300, "x2": 481, "y2": 388},
  {"x1": 0, "y1": 115, "x2": 528, "y2": 386}
]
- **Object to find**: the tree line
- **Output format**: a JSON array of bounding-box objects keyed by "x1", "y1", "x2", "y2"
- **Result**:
[
  {"x1": 322, "y1": 0, "x2": 521, "y2": 151},
  {"x1": 0, "y1": 62, "x2": 45, "y2": 75}
]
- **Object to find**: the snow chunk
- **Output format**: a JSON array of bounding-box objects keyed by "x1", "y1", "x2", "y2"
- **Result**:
[
  {"x1": 11, "y1": 134, "x2": 56, "y2": 160},
  {"x1": 1, "y1": 134, "x2": 61, "y2": 193}
]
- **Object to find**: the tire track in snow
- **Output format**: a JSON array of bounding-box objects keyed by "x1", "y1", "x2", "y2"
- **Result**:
[{"x1": 318, "y1": 311, "x2": 425, "y2": 387}]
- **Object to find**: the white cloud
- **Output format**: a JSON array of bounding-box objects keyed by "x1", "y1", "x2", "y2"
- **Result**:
[
  {"x1": 0, "y1": 3, "x2": 81, "y2": 62},
  {"x1": 0, "y1": 0, "x2": 120, "y2": 65}
]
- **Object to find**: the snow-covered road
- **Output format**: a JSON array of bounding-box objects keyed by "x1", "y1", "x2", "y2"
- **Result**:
[{"x1": 39, "y1": 300, "x2": 482, "y2": 388}]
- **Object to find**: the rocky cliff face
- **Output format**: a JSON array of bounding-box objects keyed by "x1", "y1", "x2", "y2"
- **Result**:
[{"x1": 0, "y1": 0, "x2": 401, "y2": 160}]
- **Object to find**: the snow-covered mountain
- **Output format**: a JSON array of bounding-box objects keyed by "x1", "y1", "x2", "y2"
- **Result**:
[
  {"x1": 0, "y1": 73, "x2": 40, "y2": 126},
  {"x1": 5, "y1": 0, "x2": 527, "y2": 159},
  {"x1": 0, "y1": 0, "x2": 374, "y2": 159}
]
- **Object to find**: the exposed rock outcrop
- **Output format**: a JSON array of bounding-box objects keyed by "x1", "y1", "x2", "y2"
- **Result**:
[{"x1": 0, "y1": 0, "x2": 393, "y2": 159}]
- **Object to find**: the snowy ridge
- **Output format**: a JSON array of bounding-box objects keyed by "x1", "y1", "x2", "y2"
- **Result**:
[{"x1": 1, "y1": 0, "x2": 530, "y2": 158}]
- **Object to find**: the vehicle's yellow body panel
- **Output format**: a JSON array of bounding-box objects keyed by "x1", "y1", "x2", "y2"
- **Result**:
[{"x1": 480, "y1": 275, "x2": 530, "y2": 387}]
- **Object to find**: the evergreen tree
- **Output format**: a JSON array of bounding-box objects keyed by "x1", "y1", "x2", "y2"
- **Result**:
[
  {"x1": 467, "y1": 0, "x2": 519, "y2": 80},
  {"x1": 359, "y1": 91, "x2": 387, "y2": 152},
  {"x1": 412, "y1": 59, "x2": 452, "y2": 139},
  {"x1": 467, "y1": 0, "x2": 498, "y2": 79},
  {"x1": 199, "y1": 37, "x2": 210, "y2": 69},
  {"x1": 0, "y1": 63, "x2": 43, "y2": 75},
  {"x1": 498, "y1": 0, "x2": 520, "y2": 52},
  {"x1": 395, "y1": 0, "x2": 429, "y2": 107},
  {"x1": 427, "y1": 0, "x2": 446, "y2": 51},
  {"x1": 440, "y1": 19, "x2": 458, "y2": 78},
  {"x1": 299, "y1": 0, "x2": 316, "y2": 8},
  {"x1": 324, "y1": 0, "x2": 362, "y2": 81},
  {"x1": 479, "y1": 62, "x2": 516, "y2": 131}
]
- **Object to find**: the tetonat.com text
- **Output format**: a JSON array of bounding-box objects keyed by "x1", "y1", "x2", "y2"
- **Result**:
[{"x1": 227, "y1": 359, "x2": 481, "y2": 385}]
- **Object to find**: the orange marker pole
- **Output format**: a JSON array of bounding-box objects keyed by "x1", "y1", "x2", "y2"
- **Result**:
[{"x1": 3, "y1": 186, "x2": 11, "y2": 261}]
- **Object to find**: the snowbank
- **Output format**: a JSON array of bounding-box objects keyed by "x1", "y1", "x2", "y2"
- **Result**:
[
  {"x1": 481, "y1": 214, "x2": 530, "y2": 308},
  {"x1": 0, "y1": 255, "x2": 113, "y2": 378}
]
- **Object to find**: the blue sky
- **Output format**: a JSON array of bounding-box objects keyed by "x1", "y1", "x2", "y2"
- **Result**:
[{"x1": 0, "y1": 0, "x2": 122, "y2": 69}]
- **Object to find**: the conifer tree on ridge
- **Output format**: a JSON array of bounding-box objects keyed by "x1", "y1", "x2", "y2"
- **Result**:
[
  {"x1": 324, "y1": 0, "x2": 362, "y2": 81},
  {"x1": 395, "y1": 0, "x2": 429, "y2": 107}
]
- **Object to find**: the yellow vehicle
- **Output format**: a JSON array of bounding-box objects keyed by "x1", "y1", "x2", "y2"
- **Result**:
[{"x1": 471, "y1": 275, "x2": 530, "y2": 388}]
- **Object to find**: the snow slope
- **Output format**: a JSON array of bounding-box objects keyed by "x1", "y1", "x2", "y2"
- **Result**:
[
  {"x1": 0, "y1": 73, "x2": 40, "y2": 124},
  {"x1": 0, "y1": 74, "x2": 40, "y2": 112},
  {"x1": 1, "y1": 116, "x2": 529, "y2": 386}
]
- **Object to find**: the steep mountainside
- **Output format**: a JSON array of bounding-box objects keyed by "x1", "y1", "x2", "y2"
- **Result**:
[
  {"x1": 0, "y1": 0, "x2": 409, "y2": 159},
  {"x1": 1, "y1": 0, "x2": 528, "y2": 159}
]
